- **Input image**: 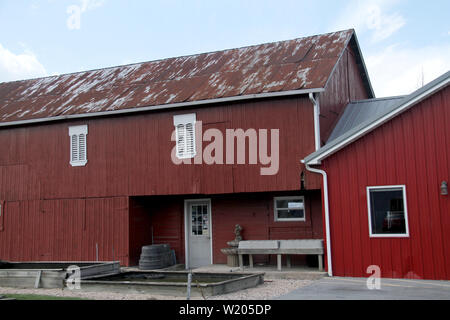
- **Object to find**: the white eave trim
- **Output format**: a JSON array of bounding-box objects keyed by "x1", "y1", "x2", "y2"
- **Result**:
[
  {"x1": 0, "y1": 87, "x2": 325, "y2": 128},
  {"x1": 304, "y1": 73, "x2": 450, "y2": 165}
]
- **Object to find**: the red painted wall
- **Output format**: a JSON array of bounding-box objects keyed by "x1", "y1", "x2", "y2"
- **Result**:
[
  {"x1": 128, "y1": 198, "x2": 154, "y2": 266},
  {"x1": 212, "y1": 191, "x2": 323, "y2": 265},
  {"x1": 322, "y1": 86, "x2": 450, "y2": 280},
  {"x1": 319, "y1": 44, "x2": 370, "y2": 143},
  {"x1": 0, "y1": 95, "x2": 321, "y2": 202},
  {"x1": 0, "y1": 197, "x2": 130, "y2": 265},
  {"x1": 147, "y1": 197, "x2": 186, "y2": 265}
]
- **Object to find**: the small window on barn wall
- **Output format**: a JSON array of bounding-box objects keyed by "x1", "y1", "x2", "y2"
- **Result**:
[
  {"x1": 173, "y1": 113, "x2": 196, "y2": 159},
  {"x1": 367, "y1": 186, "x2": 410, "y2": 237},
  {"x1": 274, "y1": 196, "x2": 305, "y2": 221},
  {"x1": 69, "y1": 125, "x2": 88, "y2": 167}
]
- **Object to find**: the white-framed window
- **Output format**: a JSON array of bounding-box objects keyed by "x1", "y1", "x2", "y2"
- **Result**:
[
  {"x1": 173, "y1": 113, "x2": 196, "y2": 159},
  {"x1": 367, "y1": 185, "x2": 410, "y2": 238},
  {"x1": 69, "y1": 125, "x2": 88, "y2": 167},
  {"x1": 274, "y1": 196, "x2": 305, "y2": 221}
]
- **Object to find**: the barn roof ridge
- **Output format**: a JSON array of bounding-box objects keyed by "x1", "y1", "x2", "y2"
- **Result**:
[{"x1": 0, "y1": 29, "x2": 356, "y2": 86}]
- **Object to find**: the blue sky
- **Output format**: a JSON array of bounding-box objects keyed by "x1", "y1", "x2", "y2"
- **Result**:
[{"x1": 0, "y1": 0, "x2": 449, "y2": 97}]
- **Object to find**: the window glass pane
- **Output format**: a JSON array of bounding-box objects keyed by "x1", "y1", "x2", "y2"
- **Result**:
[
  {"x1": 369, "y1": 189, "x2": 406, "y2": 234},
  {"x1": 275, "y1": 197, "x2": 305, "y2": 220},
  {"x1": 202, "y1": 205, "x2": 209, "y2": 236},
  {"x1": 191, "y1": 206, "x2": 198, "y2": 235},
  {"x1": 276, "y1": 209, "x2": 304, "y2": 220},
  {"x1": 276, "y1": 199, "x2": 304, "y2": 210}
]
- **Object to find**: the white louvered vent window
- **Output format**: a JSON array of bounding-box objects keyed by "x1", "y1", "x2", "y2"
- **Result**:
[
  {"x1": 69, "y1": 125, "x2": 88, "y2": 167},
  {"x1": 173, "y1": 113, "x2": 196, "y2": 159}
]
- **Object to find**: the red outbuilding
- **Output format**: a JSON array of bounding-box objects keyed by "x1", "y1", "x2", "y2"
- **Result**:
[{"x1": 304, "y1": 71, "x2": 450, "y2": 280}]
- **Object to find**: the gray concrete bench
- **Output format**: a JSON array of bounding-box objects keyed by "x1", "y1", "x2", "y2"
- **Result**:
[{"x1": 237, "y1": 239, "x2": 324, "y2": 271}]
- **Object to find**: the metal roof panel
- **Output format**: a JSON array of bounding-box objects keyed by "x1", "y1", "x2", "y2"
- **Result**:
[{"x1": 0, "y1": 29, "x2": 355, "y2": 124}]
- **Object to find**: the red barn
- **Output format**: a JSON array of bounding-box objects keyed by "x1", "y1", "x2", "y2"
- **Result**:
[
  {"x1": 304, "y1": 71, "x2": 450, "y2": 280},
  {"x1": 0, "y1": 29, "x2": 373, "y2": 268}
]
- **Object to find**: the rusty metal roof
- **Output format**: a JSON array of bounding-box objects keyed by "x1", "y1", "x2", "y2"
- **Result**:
[{"x1": 0, "y1": 29, "x2": 357, "y2": 124}]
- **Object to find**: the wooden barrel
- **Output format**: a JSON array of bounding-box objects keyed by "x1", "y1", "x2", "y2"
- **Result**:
[{"x1": 138, "y1": 245, "x2": 175, "y2": 270}]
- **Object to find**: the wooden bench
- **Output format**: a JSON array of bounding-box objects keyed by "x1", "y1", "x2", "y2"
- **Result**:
[{"x1": 237, "y1": 239, "x2": 324, "y2": 271}]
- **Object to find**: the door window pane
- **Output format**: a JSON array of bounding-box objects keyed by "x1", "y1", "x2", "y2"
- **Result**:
[{"x1": 191, "y1": 204, "x2": 209, "y2": 236}]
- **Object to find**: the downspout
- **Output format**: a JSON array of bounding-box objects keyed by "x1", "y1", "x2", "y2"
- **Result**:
[
  {"x1": 309, "y1": 93, "x2": 321, "y2": 151},
  {"x1": 304, "y1": 162, "x2": 333, "y2": 277},
  {"x1": 307, "y1": 93, "x2": 333, "y2": 275}
]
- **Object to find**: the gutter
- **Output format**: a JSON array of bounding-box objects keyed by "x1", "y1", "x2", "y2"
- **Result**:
[
  {"x1": 0, "y1": 87, "x2": 324, "y2": 128},
  {"x1": 303, "y1": 162, "x2": 333, "y2": 277}
]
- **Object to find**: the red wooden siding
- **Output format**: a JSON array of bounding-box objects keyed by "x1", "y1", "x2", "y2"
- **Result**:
[
  {"x1": 148, "y1": 198, "x2": 185, "y2": 265},
  {"x1": 128, "y1": 198, "x2": 154, "y2": 266},
  {"x1": 0, "y1": 95, "x2": 321, "y2": 201},
  {"x1": 323, "y1": 86, "x2": 450, "y2": 280},
  {"x1": 0, "y1": 197, "x2": 129, "y2": 265},
  {"x1": 319, "y1": 45, "x2": 370, "y2": 143},
  {"x1": 212, "y1": 191, "x2": 323, "y2": 264}
]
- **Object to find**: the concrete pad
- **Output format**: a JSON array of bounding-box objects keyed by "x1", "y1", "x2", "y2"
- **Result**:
[{"x1": 278, "y1": 277, "x2": 450, "y2": 300}]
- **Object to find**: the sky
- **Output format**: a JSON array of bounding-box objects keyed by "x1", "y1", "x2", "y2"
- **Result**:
[{"x1": 0, "y1": 0, "x2": 449, "y2": 97}]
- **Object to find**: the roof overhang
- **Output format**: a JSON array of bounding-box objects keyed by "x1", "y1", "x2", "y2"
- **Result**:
[
  {"x1": 0, "y1": 87, "x2": 324, "y2": 128},
  {"x1": 303, "y1": 70, "x2": 450, "y2": 165}
]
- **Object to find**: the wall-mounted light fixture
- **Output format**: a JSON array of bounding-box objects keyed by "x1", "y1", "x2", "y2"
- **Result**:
[{"x1": 441, "y1": 181, "x2": 448, "y2": 196}]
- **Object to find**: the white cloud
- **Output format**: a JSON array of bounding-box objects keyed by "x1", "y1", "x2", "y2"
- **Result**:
[
  {"x1": 80, "y1": 0, "x2": 106, "y2": 12},
  {"x1": 67, "y1": 0, "x2": 106, "y2": 30},
  {"x1": 0, "y1": 44, "x2": 47, "y2": 83},
  {"x1": 332, "y1": 0, "x2": 405, "y2": 43},
  {"x1": 365, "y1": 43, "x2": 450, "y2": 97}
]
